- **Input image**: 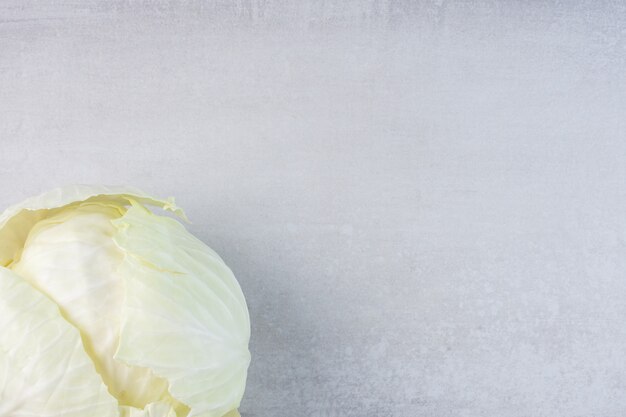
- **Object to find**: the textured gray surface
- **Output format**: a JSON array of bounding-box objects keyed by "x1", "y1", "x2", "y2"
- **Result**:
[{"x1": 1, "y1": 1, "x2": 626, "y2": 416}]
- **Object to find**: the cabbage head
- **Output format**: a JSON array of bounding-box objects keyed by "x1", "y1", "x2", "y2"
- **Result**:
[{"x1": 0, "y1": 186, "x2": 250, "y2": 417}]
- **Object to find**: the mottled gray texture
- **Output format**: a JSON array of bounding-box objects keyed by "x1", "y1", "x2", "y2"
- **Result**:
[{"x1": 1, "y1": 1, "x2": 626, "y2": 416}]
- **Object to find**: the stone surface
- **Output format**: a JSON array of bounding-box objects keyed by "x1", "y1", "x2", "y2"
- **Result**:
[{"x1": 1, "y1": 1, "x2": 626, "y2": 416}]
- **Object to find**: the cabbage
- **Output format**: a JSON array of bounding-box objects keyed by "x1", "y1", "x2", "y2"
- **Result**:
[{"x1": 0, "y1": 186, "x2": 250, "y2": 417}]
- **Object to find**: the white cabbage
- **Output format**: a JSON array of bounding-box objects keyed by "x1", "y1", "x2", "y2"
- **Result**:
[{"x1": 0, "y1": 186, "x2": 250, "y2": 417}]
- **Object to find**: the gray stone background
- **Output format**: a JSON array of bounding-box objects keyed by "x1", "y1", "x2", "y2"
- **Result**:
[{"x1": 1, "y1": 1, "x2": 626, "y2": 416}]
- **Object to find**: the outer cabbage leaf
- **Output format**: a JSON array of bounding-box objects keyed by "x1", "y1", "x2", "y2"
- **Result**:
[
  {"x1": 0, "y1": 266, "x2": 118, "y2": 416},
  {"x1": 112, "y1": 204, "x2": 250, "y2": 417}
]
